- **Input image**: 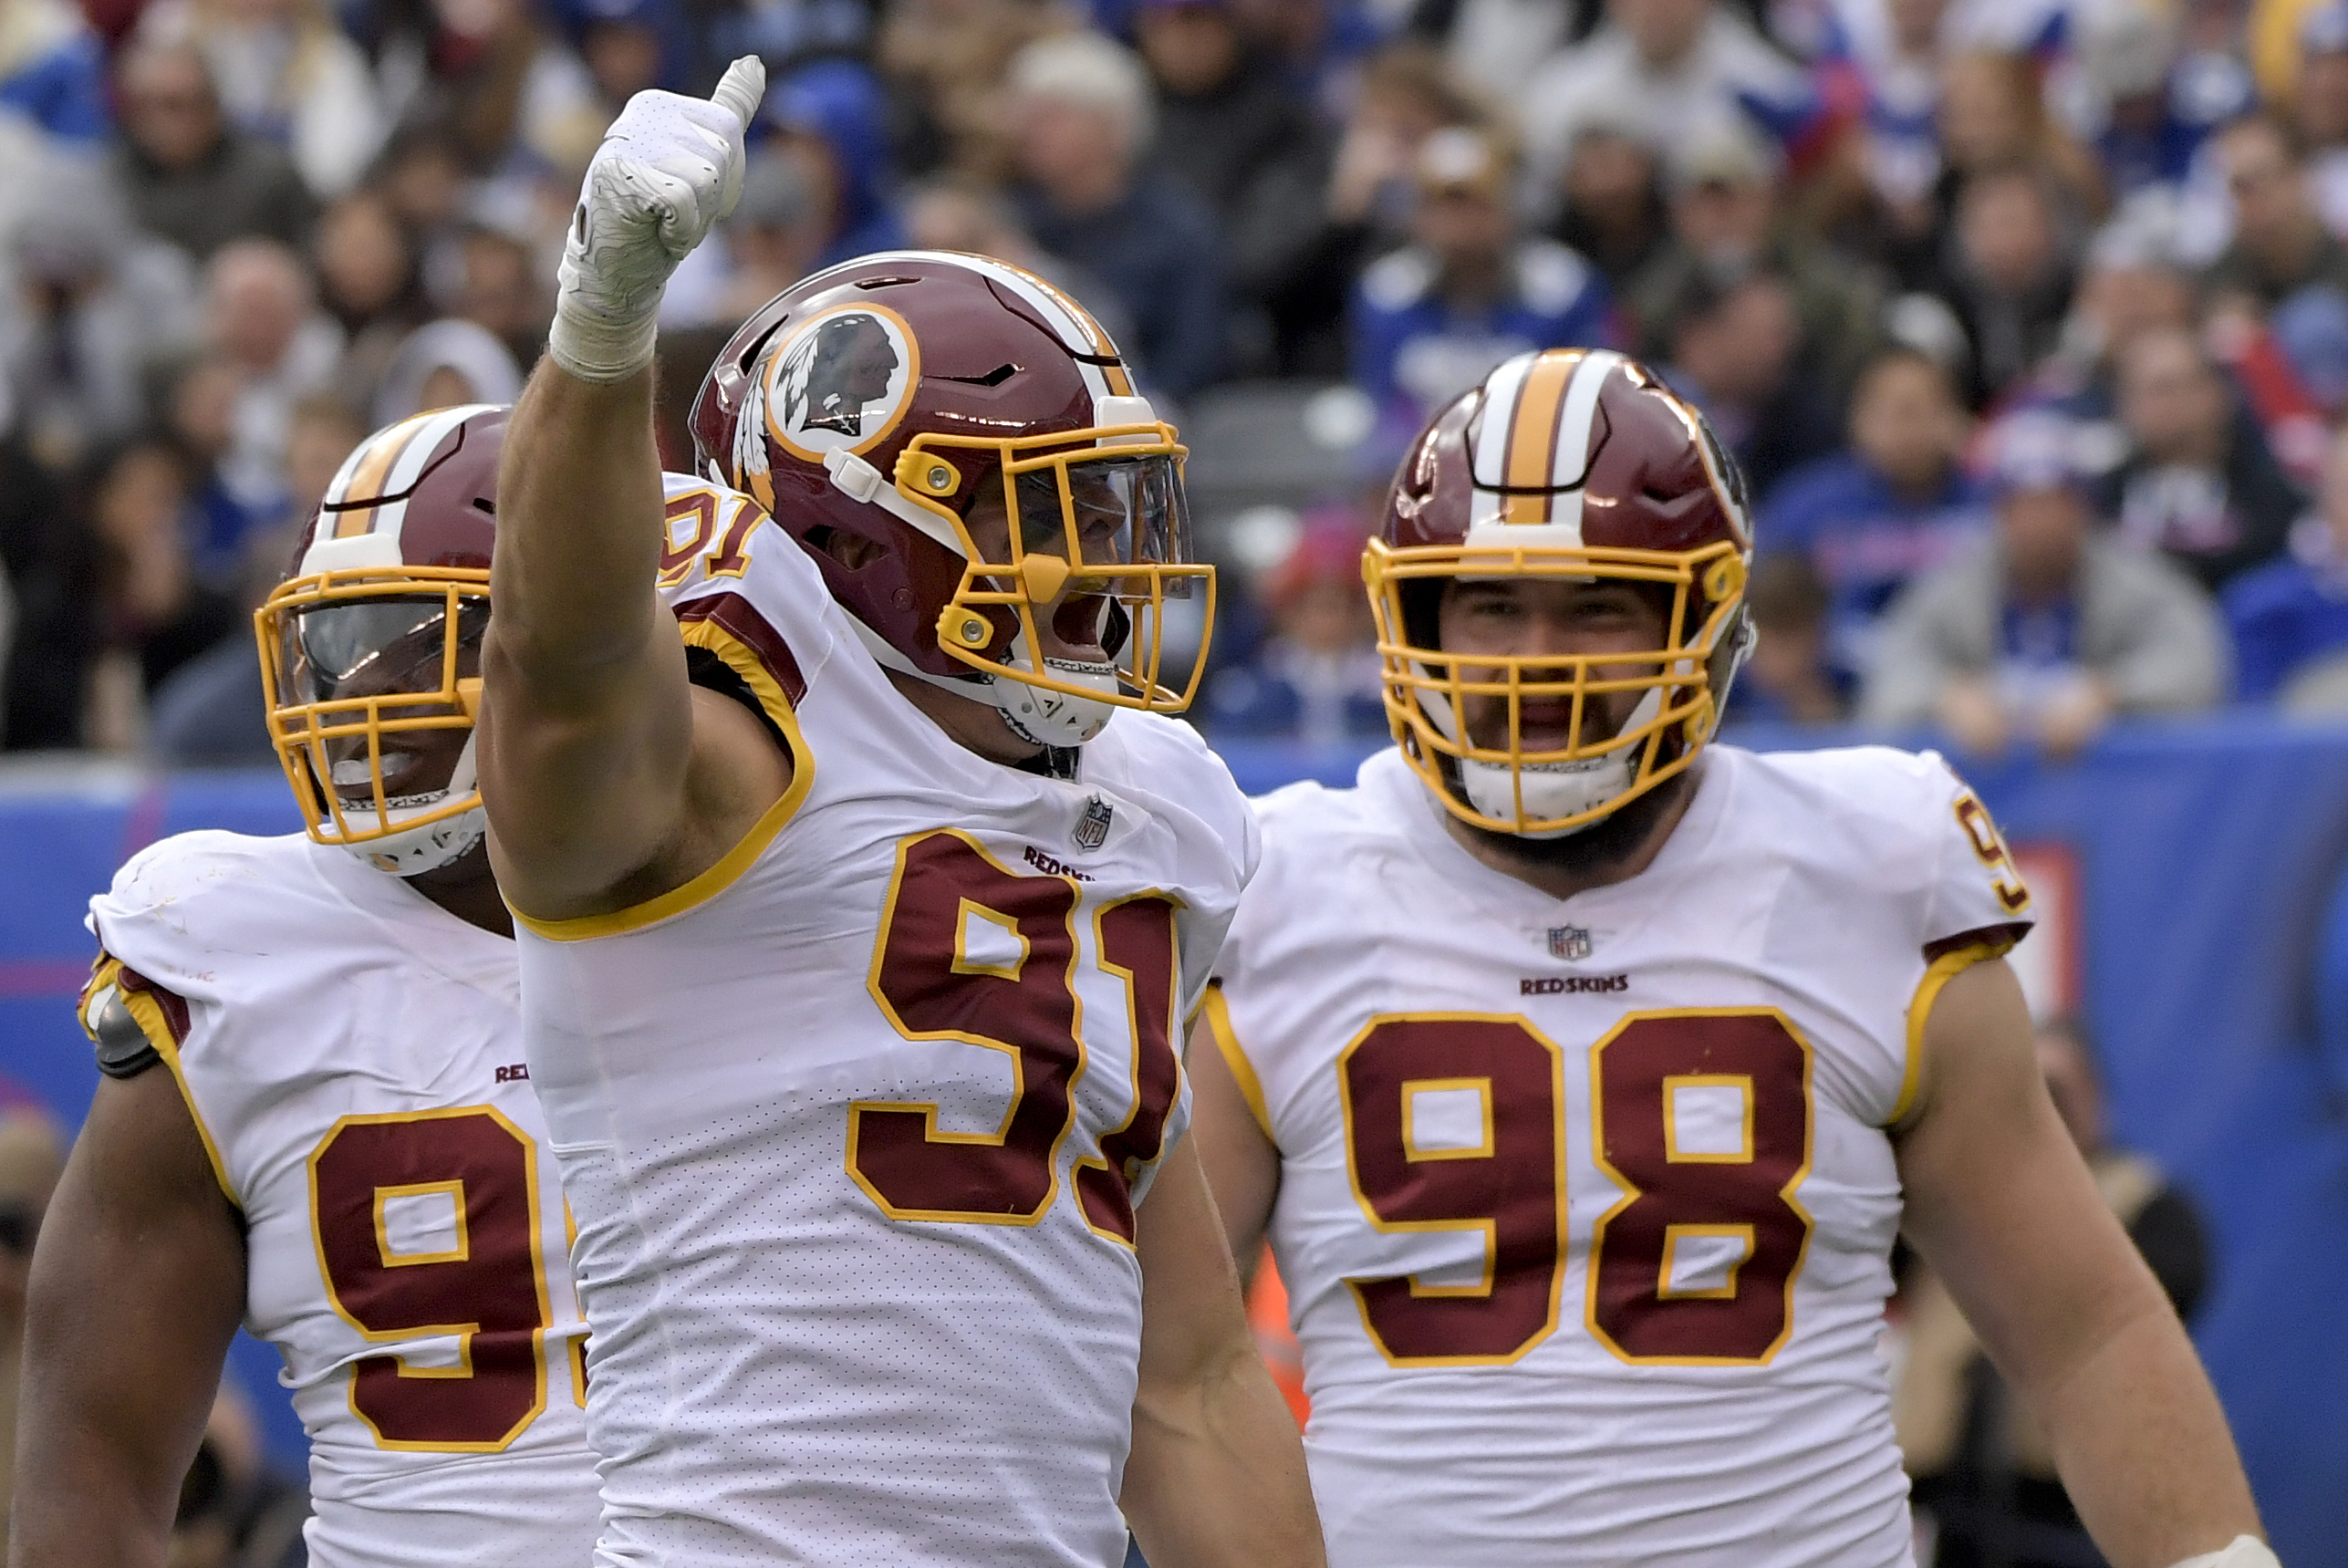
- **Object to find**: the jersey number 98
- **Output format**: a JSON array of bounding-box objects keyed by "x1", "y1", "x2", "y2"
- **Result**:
[{"x1": 1340, "y1": 1009, "x2": 1813, "y2": 1366}]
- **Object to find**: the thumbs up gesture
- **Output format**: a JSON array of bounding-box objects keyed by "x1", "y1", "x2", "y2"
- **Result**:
[{"x1": 549, "y1": 56, "x2": 767, "y2": 383}]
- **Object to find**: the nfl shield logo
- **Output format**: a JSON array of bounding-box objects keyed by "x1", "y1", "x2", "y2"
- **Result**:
[
  {"x1": 1548, "y1": 926, "x2": 1593, "y2": 961},
  {"x1": 1073, "y1": 795, "x2": 1114, "y2": 851}
]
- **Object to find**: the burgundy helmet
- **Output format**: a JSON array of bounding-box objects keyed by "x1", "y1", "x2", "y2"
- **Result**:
[
  {"x1": 255, "y1": 404, "x2": 504, "y2": 875},
  {"x1": 1366, "y1": 348, "x2": 1754, "y2": 836},
  {"x1": 691, "y1": 250, "x2": 1210, "y2": 748}
]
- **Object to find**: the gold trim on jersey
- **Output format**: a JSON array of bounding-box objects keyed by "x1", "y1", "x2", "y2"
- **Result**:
[
  {"x1": 81, "y1": 954, "x2": 239, "y2": 1210},
  {"x1": 1198, "y1": 985, "x2": 1273, "y2": 1142},
  {"x1": 1398, "y1": 1076, "x2": 1495, "y2": 1162},
  {"x1": 1339, "y1": 1011, "x2": 1569, "y2": 1369},
  {"x1": 306, "y1": 1106, "x2": 552, "y2": 1454},
  {"x1": 847, "y1": 829, "x2": 1088, "y2": 1226},
  {"x1": 506, "y1": 627, "x2": 815, "y2": 941},
  {"x1": 1657, "y1": 1222, "x2": 1754, "y2": 1301},
  {"x1": 1074, "y1": 889, "x2": 1189, "y2": 1251},
  {"x1": 1891, "y1": 938, "x2": 2019, "y2": 1126},
  {"x1": 564, "y1": 1199, "x2": 587, "y2": 1408},
  {"x1": 1584, "y1": 1006, "x2": 1815, "y2": 1368},
  {"x1": 374, "y1": 1180, "x2": 471, "y2": 1266},
  {"x1": 1660, "y1": 1073, "x2": 1754, "y2": 1164}
]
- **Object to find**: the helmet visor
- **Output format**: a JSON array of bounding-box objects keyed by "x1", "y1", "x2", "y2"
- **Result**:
[
  {"x1": 285, "y1": 597, "x2": 489, "y2": 704},
  {"x1": 1012, "y1": 453, "x2": 1193, "y2": 597}
]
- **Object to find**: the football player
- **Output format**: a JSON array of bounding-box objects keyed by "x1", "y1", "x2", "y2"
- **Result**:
[
  {"x1": 1188, "y1": 348, "x2": 2274, "y2": 1568},
  {"x1": 11, "y1": 407, "x2": 602, "y2": 1568},
  {"x1": 472, "y1": 61, "x2": 1323, "y2": 1568}
]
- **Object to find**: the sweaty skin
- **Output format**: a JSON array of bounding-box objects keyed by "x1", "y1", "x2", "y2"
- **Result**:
[{"x1": 1186, "y1": 574, "x2": 2264, "y2": 1568}]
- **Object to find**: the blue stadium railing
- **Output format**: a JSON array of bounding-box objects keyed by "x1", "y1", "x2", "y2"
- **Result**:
[{"x1": 6, "y1": 721, "x2": 2348, "y2": 1563}]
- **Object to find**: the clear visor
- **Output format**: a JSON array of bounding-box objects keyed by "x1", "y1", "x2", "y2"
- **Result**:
[{"x1": 1010, "y1": 453, "x2": 1193, "y2": 597}]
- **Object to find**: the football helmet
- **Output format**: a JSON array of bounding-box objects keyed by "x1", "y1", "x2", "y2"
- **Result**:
[
  {"x1": 690, "y1": 250, "x2": 1211, "y2": 748},
  {"x1": 255, "y1": 404, "x2": 504, "y2": 876},
  {"x1": 1366, "y1": 348, "x2": 1754, "y2": 836}
]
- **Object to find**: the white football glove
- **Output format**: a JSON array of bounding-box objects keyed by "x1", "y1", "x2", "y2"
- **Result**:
[
  {"x1": 2170, "y1": 1537, "x2": 2282, "y2": 1568},
  {"x1": 548, "y1": 55, "x2": 766, "y2": 383}
]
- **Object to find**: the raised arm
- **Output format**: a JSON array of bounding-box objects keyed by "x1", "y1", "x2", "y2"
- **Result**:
[
  {"x1": 1895, "y1": 956, "x2": 2264, "y2": 1568},
  {"x1": 9, "y1": 1071, "x2": 246, "y2": 1568},
  {"x1": 479, "y1": 58, "x2": 783, "y2": 921}
]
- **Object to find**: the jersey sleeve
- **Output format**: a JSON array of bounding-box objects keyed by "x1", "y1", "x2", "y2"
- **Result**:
[
  {"x1": 81, "y1": 834, "x2": 251, "y2": 1205},
  {"x1": 1916, "y1": 751, "x2": 2035, "y2": 959},
  {"x1": 654, "y1": 472, "x2": 837, "y2": 740}
]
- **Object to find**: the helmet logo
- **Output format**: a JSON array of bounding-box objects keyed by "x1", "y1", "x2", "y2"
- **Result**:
[{"x1": 763, "y1": 304, "x2": 920, "y2": 462}]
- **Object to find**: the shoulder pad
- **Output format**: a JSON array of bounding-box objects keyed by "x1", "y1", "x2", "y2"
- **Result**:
[{"x1": 86, "y1": 980, "x2": 163, "y2": 1079}]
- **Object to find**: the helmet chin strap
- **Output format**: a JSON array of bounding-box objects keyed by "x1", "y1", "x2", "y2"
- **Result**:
[
  {"x1": 327, "y1": 734, "x2": 487, "y2": 877},
  {"x1": 1417, "y1": 677, "x2": 1664, "y2": 838},
  {"x1": 844, "y1": 617, "x2": 1116, "y2": 749}
]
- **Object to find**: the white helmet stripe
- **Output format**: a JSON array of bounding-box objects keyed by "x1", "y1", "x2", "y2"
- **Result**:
[
  {"x1": 1469, "y1": 350, "x2": 1540, "y2": 493},
  {"x1": 1547, "y1": 349, "x2": 1626, "y2": 545},
  {"x1": 366, "y1": 403, "x2": 497, "y2": 550}
]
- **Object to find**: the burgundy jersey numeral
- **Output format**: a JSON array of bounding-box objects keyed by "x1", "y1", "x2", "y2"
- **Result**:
[
  {"x1": 308, "y1": 1107, "x2": 551, "y2": 1449},
  {"x1": 1335, "y1": 1009, "x2": 1815, "y2": 1366},
  {"x1": 852, "y1": 831, "x2": 1180, "y2": 1233}
]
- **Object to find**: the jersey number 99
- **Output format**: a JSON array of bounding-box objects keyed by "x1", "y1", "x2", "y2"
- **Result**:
[{"x1": 1340, "y1": 1009, "x2": 1813, "y2": 1366}]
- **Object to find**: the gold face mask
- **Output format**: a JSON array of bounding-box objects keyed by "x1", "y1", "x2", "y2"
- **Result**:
[
  {"x1": 255, "y1": 566, "x2": 489, "y2": 854},
  {"x1": 906, "y1": 421, "x2": 1216, "y2": 715},
  {"x1": 1364, "y1": 536, "x2": 1749, "y2": 837}
]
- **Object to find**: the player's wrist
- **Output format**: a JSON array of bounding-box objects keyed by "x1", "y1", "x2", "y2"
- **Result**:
[
  {"x1": 547, "y1": 286, "x2": 660, "y2": 384},
  {"x1": 2169, "y1": 1536, "x2": 2280, "y2": 1568}
]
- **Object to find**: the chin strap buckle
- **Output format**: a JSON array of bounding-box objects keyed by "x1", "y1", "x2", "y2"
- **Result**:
[{"x1": 825, "y1": 448, "x2": 884, "y2": 504}]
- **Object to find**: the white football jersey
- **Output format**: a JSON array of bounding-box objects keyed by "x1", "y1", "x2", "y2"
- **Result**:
[
  {"x1": 1210, "y1": 743, "x2": 2034, "y2": 1567},
  {"x1": 83, "y1": 831, "x2": 599, "y2": 1568},
  {"x1": 513, "y1": 476, "x2": 1257, "y2": 1568}
]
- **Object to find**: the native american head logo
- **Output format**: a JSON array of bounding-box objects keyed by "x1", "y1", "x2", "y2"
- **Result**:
[{"x1": 764, "y1": 306, "x2": 917, "y2": 459}]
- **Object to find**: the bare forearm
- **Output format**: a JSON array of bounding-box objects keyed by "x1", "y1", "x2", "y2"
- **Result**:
[
  {"x1": 491, "y1": 363, "x2": 667, "y2": 684},
  {"x1": 2025, "y1": 1300, "x2": 2260, "y2": 1568},
  {"x1": 1124, "y1": 1347, "x2": 1325, "y2": 1568},
  {"x1": 9, "y1": 1416, "x2": 179, "y2": 1568}
]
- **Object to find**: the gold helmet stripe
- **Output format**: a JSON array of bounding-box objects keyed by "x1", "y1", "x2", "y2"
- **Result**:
[
  {"x1": 327, "y1": 414, "x2": 433, "y2": 537},
  {"x1": 1543, "y1": 349, "x2": 1628, "y2": 545},
  {"x1": 1501, "y1": 350, "x2": 1577, "y2": 525}
]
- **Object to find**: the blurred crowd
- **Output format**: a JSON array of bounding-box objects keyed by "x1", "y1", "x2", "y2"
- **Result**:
[{"x1": 5, "y1": 0, "x2": 2348, "y2": 757}]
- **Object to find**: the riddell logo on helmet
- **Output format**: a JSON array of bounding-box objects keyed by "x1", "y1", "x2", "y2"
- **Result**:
[{"x1": 1520, "y1": 974, "x2": 1629, "y2": 996}]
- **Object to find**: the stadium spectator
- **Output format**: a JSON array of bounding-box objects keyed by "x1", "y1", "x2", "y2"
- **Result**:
[
  {"x1": 0, "y1": 1083, "x2": 65, "y2": 1542},
  {"x1": 78, "y1": 435, "x2": 244, "y2": 750},
  {"x1": 1896, "y1": 1017, "x2": 2210, "y2": 1568},
  {"x1": 1352, "y1": 124, "x2": 1616, "y2": 441},
  {"x1": 1515, "y1": 0, "x2": 1815, "y2": 199},
  {"x1": 875, "y1": 0, "x2": 1061, "y2": 181},
  {"x1": 2019, "y1": 208, "x2": 2198, "y2": 421},
  {"x1": 1759, "y1": 344, "x2": 1989, "y2": 680},
  {"x1": 1862, "y1": 417, "x2": 2229, "y2": 753},
  {"x1": 664, "y1": 150, "x2": 831, "y2": 330},
  {"x1": 1007, "y1": 29, "x2": 1225, "y2": 399},
  {"x1": 1282, "y1": 40, "x2": 1482, "y2": 375},
  {"x1": 1625, "y1": 116, "x2": 1884, "y2": 408},
  {"x1": 203, "y1": 238, "x2": 342, "y2": 528},
  {"x1": 371, "y1": 317, "x2": 522, "y2": 427},
  {"x1": 108, "y1": 37, "x2": 316, "y2": 263},
  {"x1": 1548, "y1": 88, "x2": 1669, "y2": 290},
  {"x1": 1729, "y1": 550, "x2": 1854, "y2": 722},
  {"x1": 312, "y1": 187, "x2": 428, "y2": 413},
  {"x1": 2073, "y1": 0, "x2": 2234, "y2": 202},
  {"x1": 2204, "y1": 111, "x2": 2348, "y2": 307},
  {"x1": 1936, "y1": 167, "x2": 2082, "y2": 407},
  {"x1": 0, "y1": 0, "x2": 108, "y2": 144},
  {"x1": 151, "y1": 392, "x2": 362, "y2": 764},
  {"x1": 1661, "y1": 268, "x2": 1839, "y2": 498},
  {"x1": 1203, "y1": 512, "x2": 1387, "y2": 743},
  {"x1": 764, "y1": 57, "x2": 908, "y2": 270},
  {"x1": 2, "y1": 165, "x2": 202, "y2": 472},
  {"x1": 138, "y1": 0, "x2": 388, "y2": 198},
  {"x1": 2104, "y1": 323, "x2": 2304, "y2": 588},
  {"x1": 2294, "y1": 0, "x2": 2348, "y2": 231},
  {"x1": 1136, "y1": 0, "x2": 1330, "y2": 378},
  {"x1": 447, "y1": 221, "x2": 550, "y2": 368},
  {"x1": 2223, "y1": 417, "x2": 2348, "y2": 703}
]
